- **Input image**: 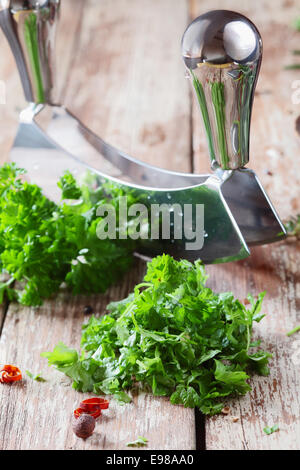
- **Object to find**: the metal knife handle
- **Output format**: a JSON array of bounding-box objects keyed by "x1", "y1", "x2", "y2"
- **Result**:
[
  {"x1": 0, "y1": 0, "x2": 60, "y2": 104},
  {"x1": 181, "y1": 10, "x2": 262, "y2": 170}
]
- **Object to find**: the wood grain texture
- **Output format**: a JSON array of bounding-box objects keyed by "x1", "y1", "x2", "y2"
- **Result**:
[
  {"x1": 0, "y1": 261, "x2": 194, "y2": 450},
  {"x1": 190, "y1": 0, "x2": 300, "y2": 450},
  {"x1": 0, "y1": 0, "x2": 84, "y2": 164},
  {"x1": 205, "y1": 243, "x2": 300, "y2": 450},
  {"x1": 63, "y1": 0, "x2": 192, "y2": 171},
  {"x1": 0, "y1": 0, "x2": 195, "y2": 450}
]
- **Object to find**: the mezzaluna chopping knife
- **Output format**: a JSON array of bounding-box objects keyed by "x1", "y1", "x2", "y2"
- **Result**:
[{"x1": 0, "y1": 1, "x2": 286, "y2": 263}]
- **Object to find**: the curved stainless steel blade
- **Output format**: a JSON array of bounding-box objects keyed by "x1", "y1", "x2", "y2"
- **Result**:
[
  {"x1": 10, "y1": 104, "x2": 250, "y2": 264},
  {"x1": 221, "y1": 169, "x2": 286, "y2": 245}
]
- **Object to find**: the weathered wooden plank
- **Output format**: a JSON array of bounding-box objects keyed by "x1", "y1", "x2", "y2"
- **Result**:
[
  {"x1": 56, "y1": 0, "x2": 86, "y2": 103},
  {"x1": 190, "y1": 0, "x2": 300, "y2": 450},
  {"x1": 0, "y1": 0, "x2": 195, "y2": 450},
  {"x1": 0, "y1": 264, "x2": 143, "y2": 450},
  {"x1": 0, "y1": 263, "x2": 197, "y2": 450},
  {"x1": 204, "y1": 243, "x2": 300, "y2": 450},
  {"x1": 0, "y1": 0, "x2": 84, "y2": 164},
  {"x1": 63, "y1": 0, "x2": 191, "y2": 171}
]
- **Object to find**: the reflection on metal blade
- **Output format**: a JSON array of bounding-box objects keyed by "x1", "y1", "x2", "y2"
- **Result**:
[
  {"x1": 10, "y1": 104, "x2": 285, "y2": 265},
  {"x1": 221, "y1": 169, "x2": 286, "y2": 245}
]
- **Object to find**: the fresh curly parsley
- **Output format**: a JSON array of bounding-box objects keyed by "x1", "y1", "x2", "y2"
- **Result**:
[
  {"x1": 43, "y1": 254, "x2": 271, "y2": 416},
  {"x1": 0, "y1": 163, "x2": 135, "y2": 306}
]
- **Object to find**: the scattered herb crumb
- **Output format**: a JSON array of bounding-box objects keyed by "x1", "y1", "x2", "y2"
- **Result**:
[
  {"x1": 286, "y1": 326, "x2": 300, "y2": 337},
  {"x1": 26, "y1": 370, "x2": 46, "y2": 382},
  {"x1": 126, "y1": 436, "x2": 148, "y2": 447},
  {"x1": 263, "y1": 424, "x2": 279, "y2": 435},
  {"x1": 284, "y1": 214, "x2": 300, "y2": 239},
  {"x1": 296, "y1": 115, "x2": 300, "y2": 137},
  {"x1": 293, "y1": 17, "x2": 300, "y2": 31}
]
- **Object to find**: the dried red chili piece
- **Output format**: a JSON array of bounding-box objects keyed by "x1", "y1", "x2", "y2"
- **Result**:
[
  {"x1": 80, "y1": 397, "x2": 109, "y2": 411},
  {"x1": 73, "y1": 407, "x2": 101, "y2": 420},
  {"x1": 74, "y1": 408, "x2": 83, "y2": 419},
  {"x1": 0, "y1": 365, "x2": 22, "y2": 383}
]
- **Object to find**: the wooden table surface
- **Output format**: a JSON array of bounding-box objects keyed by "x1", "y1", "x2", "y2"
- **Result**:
[{"x1": 0, "y1": 0, "x2": 299, "y2": 450}]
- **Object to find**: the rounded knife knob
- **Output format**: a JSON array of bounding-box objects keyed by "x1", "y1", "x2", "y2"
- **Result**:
[
  {"x1": 0, "y1": 0, "x2": 60, "y2": 104},
  {"x1": 181, "y1": 10, "x2": 262, "y2": 170}
]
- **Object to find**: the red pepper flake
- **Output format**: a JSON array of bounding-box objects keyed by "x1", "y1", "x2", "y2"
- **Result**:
[
  {"x1": 80, "y1": 397, "x2": 109, "y2": 411},
  {"x1": 0, "y1": 365, "x2": 22, "y2": 384},
  {"x1": 74, "y1": 407, "x2": 102, "y2": 420},
  {"x1": 73, "y1": 397, "x2": 109, "y2": 421}
]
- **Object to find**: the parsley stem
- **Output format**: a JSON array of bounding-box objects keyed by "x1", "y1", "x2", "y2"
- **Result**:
[
  {"x1": 286, "y1": 325, "x2": 300, "y2": 337},
  {"x1": 116, "y1": 299, "x2": 136, "y2": 323},
  {"x1": 246, "y1": 325, "x2": 251, "y2": 351},
  {"x1": 4, "y1": 277, "x2": 15, "y2": 287},
  {"x1": 284, "y1": 64, "x2": 300, "y2": 70}
]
